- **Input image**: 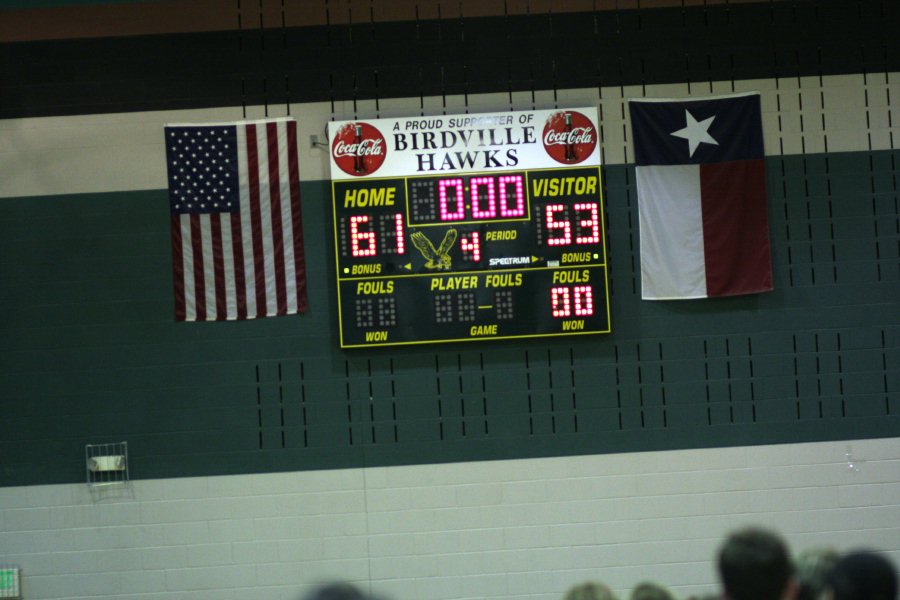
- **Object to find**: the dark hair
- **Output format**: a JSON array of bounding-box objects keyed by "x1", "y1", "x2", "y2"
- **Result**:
[
  {"x1": 630, "y1": 581, "x2": 677, "y2": 600},
  {"x1": 826, "y1": 550, "x2": 898, "y2": 600},
  {"x1": 303, "y1": 583, "x2": 377, "y2": 600},
  {"x1": 717, "y1": 527, "x2": 793, "y2": 600}
]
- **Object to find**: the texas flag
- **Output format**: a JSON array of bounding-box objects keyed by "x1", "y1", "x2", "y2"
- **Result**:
[{"x1": 629, "y1": 92, "x2": 773, "y2": 300}]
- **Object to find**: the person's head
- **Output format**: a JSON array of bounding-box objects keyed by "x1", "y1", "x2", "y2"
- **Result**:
[
  {"x1": 563, "y1": 581, "x2": 620, "y2": 600},
  {"x1": 824, "y1": 550, "x2": 897, "y2": 600},
  {"x1": 302, "y1": 583, "x2": 379, "y2": 600},
  {"x1": 794, "y1": 546, "x2": 840, "y2": 600},
  {"x1": 630, "y1": 581, "x2": 677, "y2": 600},
  {"x1": 717, "y1": 526, "x2": 795, "y2": 600}
]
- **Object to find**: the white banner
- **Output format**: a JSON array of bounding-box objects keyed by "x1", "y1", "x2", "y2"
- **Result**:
[{"x1": 327, "y1": 107, "x2": 600, "y2": 180}]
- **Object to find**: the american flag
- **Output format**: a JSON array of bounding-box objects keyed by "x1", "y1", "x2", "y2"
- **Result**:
[{"x1": 165, "y1": 117, "x2": 307, "y2": 321}]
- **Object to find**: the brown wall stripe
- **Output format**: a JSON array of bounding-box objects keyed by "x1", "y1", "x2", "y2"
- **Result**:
[{"x1": 2, "y1": 0, "x2": 779, "y2": 43}]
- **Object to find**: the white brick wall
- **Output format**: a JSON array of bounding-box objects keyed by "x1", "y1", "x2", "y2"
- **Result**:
[{"x1": 1, "y1": 437, "x2": 897, "y2": 600}]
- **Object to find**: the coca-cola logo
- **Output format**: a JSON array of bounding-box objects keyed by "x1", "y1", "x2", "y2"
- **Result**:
[
  {"x1": 332, "y1": 122, "x2": 387, "y2": 176},
  {"x1": 333, "y1": 138, "x2": 384, "y2": 158},
  {"x1": 542, "y1": 111, "x2": 597, "y2": 165}
]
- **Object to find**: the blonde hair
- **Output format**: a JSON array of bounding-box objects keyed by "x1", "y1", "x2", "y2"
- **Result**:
[{"x1": 563, "y1": 582, "x2": 620, "y2": 600}]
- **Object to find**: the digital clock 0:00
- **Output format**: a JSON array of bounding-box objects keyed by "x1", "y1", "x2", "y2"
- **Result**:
[{"x1": 409, "y1": 173, "x2": 526, "y2": 224}]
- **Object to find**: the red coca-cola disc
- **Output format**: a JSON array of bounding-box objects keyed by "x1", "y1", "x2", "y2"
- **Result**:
[
  {"x1": 331, "y1": 122, "x2": 387, "y2": 176},
  {"x1": 541, "y1": 110, "x2": 597, "y2": 165}
]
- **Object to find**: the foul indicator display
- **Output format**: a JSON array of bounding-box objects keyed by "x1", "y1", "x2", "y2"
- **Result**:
[{"x1": 328, "y1": 108, "x2": 611, "y2": 348}]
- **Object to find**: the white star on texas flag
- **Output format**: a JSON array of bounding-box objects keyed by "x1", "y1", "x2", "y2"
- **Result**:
[{"x1": 670, "y1": 109, "x2": 719, "y2": 157}]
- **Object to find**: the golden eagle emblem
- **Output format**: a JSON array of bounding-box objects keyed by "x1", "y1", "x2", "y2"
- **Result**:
[{"x1": 410, "y1": 229, "x2": 458, "y2": 270}]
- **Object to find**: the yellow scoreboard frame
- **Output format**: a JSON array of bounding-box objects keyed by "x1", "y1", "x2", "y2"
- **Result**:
[{"x1": 328, "y1": 108, "x2": 611, "y2": 348}]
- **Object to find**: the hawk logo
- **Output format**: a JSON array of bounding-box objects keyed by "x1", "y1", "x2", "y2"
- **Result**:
[{"x1": 410, "y1": 229, "x2": 458, "y2": 270}]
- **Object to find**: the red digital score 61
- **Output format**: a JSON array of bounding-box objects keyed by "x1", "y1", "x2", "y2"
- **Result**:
[{"x1": 347, "y1": 213, "x2": 405, "y2": 258}]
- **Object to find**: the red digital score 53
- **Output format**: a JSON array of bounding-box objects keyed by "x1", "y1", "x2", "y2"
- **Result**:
[{"x1": 541, "y1": 202, "x2": 600, "y2": 246}]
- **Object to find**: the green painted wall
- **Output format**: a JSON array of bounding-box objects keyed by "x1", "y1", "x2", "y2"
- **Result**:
[{"x1": 1, "y1": 154, "x2": 898, "y2": 487}]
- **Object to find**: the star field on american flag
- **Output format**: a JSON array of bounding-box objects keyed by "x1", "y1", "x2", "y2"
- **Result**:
[{"x1": 166, "y1": 126, "x2": 240, "y2": 214}]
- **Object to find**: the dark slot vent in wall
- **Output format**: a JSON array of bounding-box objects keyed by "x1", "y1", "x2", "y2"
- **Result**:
[
  {"x1": 570, "y1": 348, "x2": 578, "y2": 434},
  {"x1": 480, "y1": 353, "x2": 489, "y2": 436},
  {"x1": 435, "y1": 354, "x2": 444, "y2": 441},
  {"x1": 255, "y1": 362, "x2": 287, "y2": 450},
  {"x1": 300, "y1": 361, "x2": 308, "y2": 448},
  {"x1": 345, "y1": 359, "x2": 353, "y2": 446},
  {"x1": 526, "y1": 349, "x2": 534, "y2": 436},
  {"x1": 390, "y1": 358, "x2": 399, "y2": 443}
]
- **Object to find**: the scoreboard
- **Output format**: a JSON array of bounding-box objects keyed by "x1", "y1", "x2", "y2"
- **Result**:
[{"x1": 328, "y1": 108, "x2": 610, "y2": 348}]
